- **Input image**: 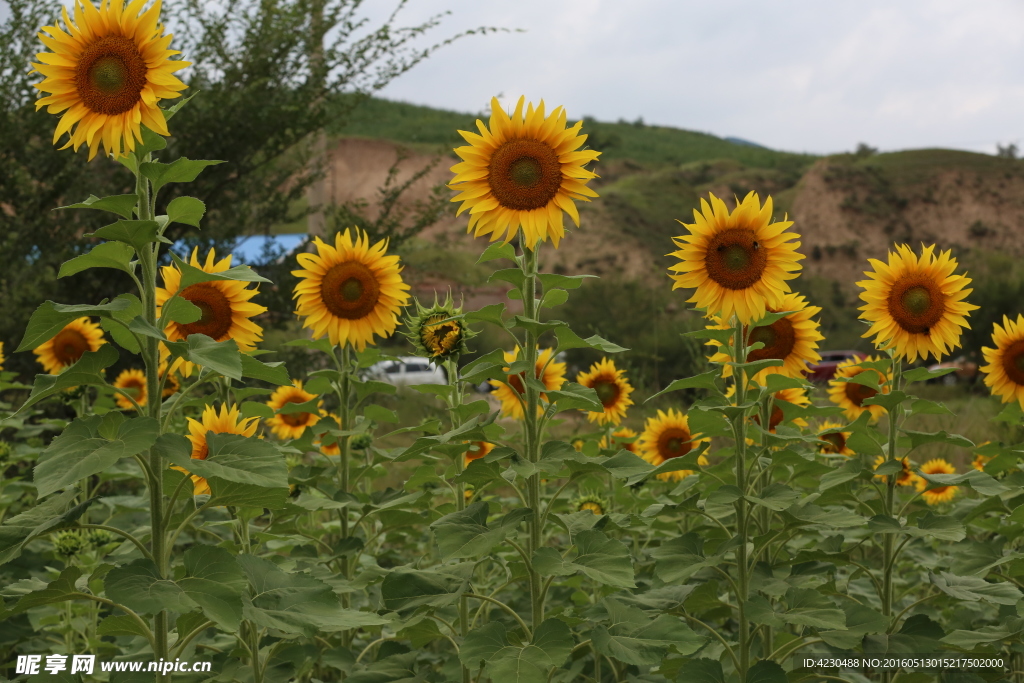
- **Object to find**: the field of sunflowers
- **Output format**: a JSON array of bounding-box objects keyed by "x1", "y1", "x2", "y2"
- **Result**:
[{"x1": 5, "y1": 2, "x2": 1024, "y2": 683}]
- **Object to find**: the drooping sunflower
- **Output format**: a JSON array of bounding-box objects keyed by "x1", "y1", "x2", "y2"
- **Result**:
[
  {"x1": 827, "y1": 355, "x2": 891, "y2": 423},
  {"x1": 706, "y1": 292, "x2": 823, "y2": 382},
  {"x1": 404, "y1": 293, "x2": 472, "y2": 360},
  {"x1": 599, "y1": 427, "x2": 638, "y2": 454},
  {"x1": 265, "y1": 380, "x2": 324, "y2": 440},
  {"x1": 916, "y1": 458, "x2": 958, "y2": 505},
  {"x1": 31, "y1": 0, "x2": 190, "y2": 161},
  {"x1": 112, "y1": 368, "x2": 146, "y2": 410},
  {"x1": 637, "y1": 408, "x2": 711, "y2": 481},
  {"x1": 293, "y1": 229, "x2": 410, "y2": 351},
  {"x1": 572, "y1": 493, "x2": 608, "y2": 516},
  {"x1": 33, "y1": 317, "x2": 106, "y2": 374},
  {"x1": 464, "y1": 441, "x2": 495, "y2": 467},
  {"x1": 178, "y1": 404, "x2": 258, "y2": 496},
  {"x1": 816, "y1": 420, "x2": 854, "y2": 456},
  {"x1": 576, "y1": 357, "x2": 634, "y2": 426},
  {"x1": 449, "y1": 96, "x2": 601, "y2": 249},
  {"x1": 858, "y1": 244, "x2": 978, "y2": 362},
  {"x1": 981, "y1": 314, "x2": 1024, "y2": 410},
  {"x1": 156, "y1": 247, "x2": 266, "y2": 377},
  {"x1": 668, "y1": 192, "x2": 804, "y2": 324},
  {"x1": 490, "y1": 347, "x2": 566, "y2": 420},
  {"x1": 873, "y1": 456, "x2": 923, "y2": 488}
]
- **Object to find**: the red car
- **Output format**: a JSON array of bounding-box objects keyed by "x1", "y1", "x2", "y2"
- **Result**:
[{"x1": 807, "y1": 350, "x2": 867, "y2": 383}]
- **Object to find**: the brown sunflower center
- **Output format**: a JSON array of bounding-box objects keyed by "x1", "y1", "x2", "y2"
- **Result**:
[
  {"x1": 887, "y1": 277, "x2": 945, "y2": 335},
  {"x1": 52, "y1": 328, "x2": 90, "y2": 366},
  {"x1": 752, "y1": 405, "x2": 785, "y2": 431},
  {"x1": 657, "y1": 427, "x2": 692, "y2": 460},
  {"x1": 747, "y1": 317, "x2": 796, "y2": 363},
  {"x1": 507, "y1": 373, "x2": 526, "y2": 395},
  {"x1": 592, "y1": 379, "x2": 620, "y2": 408},
  {"x1": 821, "y1": 432, "x2": 846, "y2": 453},
  {"x1": 280, "y1": 397, "x2": 313, "y2": 427},
  {"x1": 705, "y1": 228, "x2": 769, "y2": 290},
  {"x1": 1002, "y1": 340, "x2": 1024, "y2": 385},
  {"x1": 844, "y1": 371, "x2": 879, "y2": 407},
  {"x1": 423, "y1": 314, "x2": 461, "y2": 355},
  {"x1": 466, "y1": 442, "x2": 487, "y2": 462},
  {"x1": 122, "y1": 378, "x2": 144, "y2": 398},
  {"x1": 178, "y1": 284, "x2": 234, "y2": 340},
  {"x1": 75, "y1": 35, "x2": 148, "y2": 116},
  {"x1": 487, "y1": 138, "x2": 562, "y2": 211},
  {"x1": 321, "y1": 261, "x2": 381, "y2": 320}
]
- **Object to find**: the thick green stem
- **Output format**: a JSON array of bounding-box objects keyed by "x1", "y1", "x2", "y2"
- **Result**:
[
  {"x1": 732, "y1": 317, "x2": 751, "y2": 678},
  {"x1": 520, "y1": 240, "x2": 544, "y2": 630},
  {"x1": 337, "y1": 345, "x2": 354, "y2": 591},
  {"x1": 445, "y1": 356, "x2": 472, "y2": 683},
  {"x1": 757, "y1": 392, "x2": 773, "y2": 660},
  {"x1": 880, "y1": 356, "x2": 902, "y2": 683}
]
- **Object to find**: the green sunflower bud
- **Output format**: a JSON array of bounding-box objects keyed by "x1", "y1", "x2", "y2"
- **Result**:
[
  {"x1": 351, "y1": 434, "x2": 373, "y2": 450},
  {"x1": 88, "y1": 529, "x2": 115, "y2": 548},
  {"x1": 54, "y1": 530, "x2": 86, "y2": 557},
  {"x1": 402, "y1": 293, "x2": 474, "y2": 361},
  {"x1": 571, "y1": 492, "x2": 609, "y2": 516},
  {"x1": 0, "y1": 441, "x2": 11, "y2": 462}
]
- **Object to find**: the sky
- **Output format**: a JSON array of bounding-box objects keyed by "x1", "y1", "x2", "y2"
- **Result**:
[{"x1": 5, "y1": 0, "x2": 1022, "y2": 156}]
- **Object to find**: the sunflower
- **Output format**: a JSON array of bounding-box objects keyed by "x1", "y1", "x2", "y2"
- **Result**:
[
  {"x1": 576, "y1": 357, "x2": 634, "y2": 425},
  {"x1": 156, "y1": 344, "x2": 179, "y2": 397},
  {"x1": 404, "y1": 294, "x2": 472, "y2": 361},
  {"x1": 981, "y1": 314, "x2": 1024, "y2": 410},
  {"x1": 156, "y1": 247, "x2": 266, "y2": 377},
  {"x1": 316, "y1": 414, "x2": 343, "y2": 456},
  {"x1": 570, "y1": 437, "x2": 586, "y2": 452},
  {"x1": 0, "y1": 341, "x2": 5, "y2": 372},
  {"x1": 706, "y1": 292, "x2": 823, "y2": 382},
  {"x1": 31, "y1": 0, "x2": 189, "y2": 161},
  {"x1": 464, "y1": 441, "x2": 495, "y2": 467},
  {"x1": 726, "y1": 385, "x2": 809, "y2": 432},
  {"x1": 637, "y1": 408, "x2": 711, "y2": 481},
  {"x1": 827, "y1": 355, "x2": 891, "y2": 423},
  {"x1": 972, "y1": 453, "x2": 993, "y2": 472},
  {"x1": 668, "y1": 192, "x2": 804, "y2": 324},
  {"x1": 858, "y1": 244, "x2": 977, "y2": 362},
  {"x1": 572, "y1": 493, "x2": 608, "y2": 516},
  {"x1": 449, "y1": 96, "x2": 601, "y2": 249},
  {"x1": 816, "y1": 420, "x2": 854, "y2": 456},
  {"x1": 178, "y1": 404, "x2": 259, "y2": 496},
  {"x1": 916, "y1": 458, "x2": 958, "y2": 505},
  {"x1": 292, "y1": 229, "x2": 410, "y2": 351},
  {"x1": 265, "y1": 380, "x2": 324, "y2": 440},
  {"x1": 33, "y1": 317, "x2": 106, "y2": 374},
  {"x1": 112, "y1": 368, "x2": 146, "y2": 410},
  {"x1": 599, "y1": 427, "x2": 638, "y2": 454},
  {"x1": 872, "y1": 456, "x2": 922, "y2": 488},
  {"x1": 490, "y1": 347, "x2": 566, "y2": 420}
]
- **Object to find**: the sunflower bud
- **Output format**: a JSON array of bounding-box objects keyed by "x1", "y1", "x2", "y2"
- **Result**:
[
  {"x1": 88, "y1": 529, "x2": 115, "y2": 548},
  {"x1": 352, "y1": 434, "x2": 373, "y2": 450},
  {"x1": 0, "y1": 440, "x2": 11, "y2": 463},
  {"x1": 403, "y1": 294, "x2": 473, "y2": 361},
  {"x1": 571, "y1": 493, "x2": 609, "y2": 516},
  {"x1": 54, "y1": 530, "x2": 86, "y2": 557}
]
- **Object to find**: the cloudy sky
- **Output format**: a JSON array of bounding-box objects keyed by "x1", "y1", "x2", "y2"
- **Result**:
[
  {"x1": 5, "y1": 0, "x2": 1022, "y2": 156},
  {"x1": 361, "y1": 0, "x2": 1024, "y2": 156}
]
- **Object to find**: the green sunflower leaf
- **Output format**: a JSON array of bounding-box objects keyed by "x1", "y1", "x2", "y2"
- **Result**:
[
  {"x1": 140, "y1": 157, "x2": 225, "y2": 195},
  {"x1": 170, "y1": 251, "x2": 270, "y2": 288},
  {"x1": 644, "y1": 371, "x2": 720, "y2": 402},
  {"x1": 89, "y1": 219, "x2": 165, "y2": 253},
  {"x1": 16, "y1": 299, "x2": 134, "y2": 352},
  {"x1": 163, "y1": 334, "x2": 242, "y2": 380},
  {"x1": 56, "y1": 193, "x2": 138, "y2": 220},
  {"x1": 166, "y1": 196, "x2": 207, "y2": 227},
  {"x1": 5, "y1": 346, "x2": 118, "y2": 419},
  {"x1": 58, "y1": 241, "x2": 136, "y2": 279}
]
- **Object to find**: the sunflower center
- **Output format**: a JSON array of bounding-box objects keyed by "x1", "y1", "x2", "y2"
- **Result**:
[
  {"x1": 747, "y1": 318, "x2": 796, "y2": 363},
  {"x1": 1002, "y1": 340, "x2": 1024, "y2": 386},
  {"x1": 321, "y1": 261, "x2": 381, "y2": 320},
  {"x1": 488, "y1": 138, "x2": 563, "y2": 211},
  {"x1": 52, "y1": 329, "x2": 90, "y2": 366},
  {"x1": 508, "y1": 373, "x2": 526, "y2": 395},
  {"x1": 178, "y1": 284, "x2": 235, "y2": 340},
  {"x1": 821, "y1": 432, "x2": 846, "y2": 453},
  {"x1": 280, "y1": 398, "x2": 312, "y2": 427},
  {"x1": 75, "y1": 35, "x2": 148, "y2": 116},
  {"x1": 593, "y1": 379, "x2": 620, "y2": 408},
  {"x1": 657, "y1": 427, "x2": 692, "y2": 460},
  {"x1": 887, "y1": 277, "x2": 945, "y2": 335},
  {"x1": 705, "y1": 228, "x2": 769, "y2": 290},
  {"x1": 844, "y1": 372, "x2": 879, "y2": 407}
]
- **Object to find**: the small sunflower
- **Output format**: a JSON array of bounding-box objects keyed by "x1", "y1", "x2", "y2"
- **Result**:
[
  {"x1": 816, "y1": 420, "x2": 854, "y2": 456},
  {"x1": 638, "y1": 408, "x2": 711, "y2": 481},
  {"x1": 570, "y1": 437, "x2": 586, "y2": 452},
  {"x1": 827, "y1": 355, "x2": 891, "y2": 423},
  {"x1": 858, "y1": 244, "x2": 978, "y2": 362},
  {"x1": 156, "y1": 247, "x2": 266, "y2": 377},
  {"x1": 31, "y1": 0, "x2": 189, "y2": 160},
  {"x1": 972, "y1": 453, "x2": 993, "y2": 472},
  {"x1": 33, "y1": 317, "x2": 106, "y2": 374},
  {"x1": 112, "y1": 368, "x2": 146, "y2": 410},
  {"x1": 0, "y1": 341, "x2": 5, "y2": 371},
  {"x1": 316, "y1": 414, "x2": 343, "y2": 456},
  {"x1": 464, "y1": 440, "x2": 495, "y2": 467},
  {"x1": 981, "y1": 314, "x2": 1024, "y2": 410},
  {"x1": 916, "y1": 458, "x2": 958, "y2": 505},
  {"x1": 571, "y1": 492, "x2": 608, "y2": 516},
  {"x1": 576, "y1": 357, "x2": 634, "y2": 426},
  {"x1": 293, "y1": 229, "x2": 410, "y2": 351},
  {"x1": 706, "y1": 292, "x2": 823, "y2": 382},
  {"x1": 449, "y1": 96, "x2": 601, "y2": 249},
  {"x1": 265, "y1": 380, "x2": 324, "y2": 440},
  {"x1": 872, "y1": 456, "x2": 922, "y2": 488},
  {"x1": 178, "y1": 404, "x2": 259, "y2": 496},
  {"x1": 599, "y1": 427, "x2": 638, "y2": 454},
  {"x1": 404, "y1": 293, "x2": 472, "y2": 360},
  {"x1": 668, "y1": 192, "x2": 804, "y2": 324},
  {"x1": 489, "y1": 347, "x2": 566, "y2": 420}
]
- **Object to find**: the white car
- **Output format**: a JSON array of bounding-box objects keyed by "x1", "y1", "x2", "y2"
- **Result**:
[{"x1": 366, "y1": 357, "x2": 447, "y2": 386}]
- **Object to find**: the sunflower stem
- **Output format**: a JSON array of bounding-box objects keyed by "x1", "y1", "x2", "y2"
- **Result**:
[
  {"x1": 337, "y1": 344, "x2": 354, "y2": 597},
  {"x1": 757, "y1": 390, "x2": 774, "y2": 661},
  {"x1": 445, "y1": 355, "x2": 472, "y2": 683},
  {"x1": 880, "y1": 355, "x2": 902, "y2": 683},
  {"x1": 520, "y1": 237, "x2": 545, "y2": 630},
  {"x1": 731, "y1": 316, "x2": 751, "y2": 678}
]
